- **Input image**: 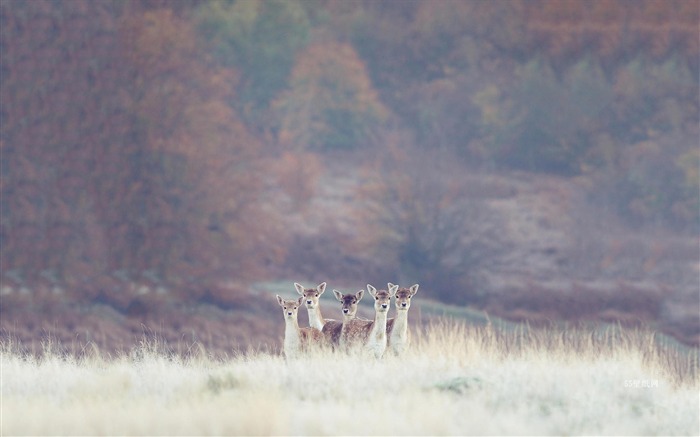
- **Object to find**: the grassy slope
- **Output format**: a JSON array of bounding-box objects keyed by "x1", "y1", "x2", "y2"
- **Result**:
[
  {"x1": 2, "y1": 323, "x2": 698, "y2": 436},
  {"x1": 259, "y1": 279, "x2": 697, "y2": 357}
]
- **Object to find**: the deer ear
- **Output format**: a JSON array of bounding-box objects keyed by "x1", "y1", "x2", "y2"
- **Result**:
[
  {"x1": 367, "y1": 284, "x2": 377, "y2": 297},
  {"x1": 317, "y1": 282, "x2": 327, "y2": 295},
  {"x1": 410, "y1": 284, "x2": 419, "y2": 296},
  {"x1": 388, "y1": 283, "x2": 398, "y2": 295},
  {"x1": 297, "y1": 296, "x2": 304, "y2": 306},
  {"x1": 276, "y1": 295, "x2": 284, "y2": 306},
  {"x1": 294, "y1": 283, "x2": 305, "y2": 295},
  {"x1": 356, "y1": 289, "x2": 364, "y2": 302},
  {"x1": 333, "y1": 289, "x2": 343, "y2": 301}
]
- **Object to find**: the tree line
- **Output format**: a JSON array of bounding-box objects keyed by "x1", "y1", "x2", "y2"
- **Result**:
[{"x1": 1, "y1": 0, "x2": 697, "y2": 302}]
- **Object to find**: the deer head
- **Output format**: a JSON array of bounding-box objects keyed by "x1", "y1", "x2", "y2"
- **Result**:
[
  {"x1": 333, "y1": 289, "x2": 364, "y2": 319},
  {"x1": 392, "y1": 283, "x2": 418, "y2": 311},
  {"x1": 277, "y1": 295, "x2": 304, "y2": 319},
  {"x1": 294, "y1": 282, "x2": 327, "y2": 309},
  {"x1": 367, "y1": 283, "x2": 396, "y2": 313}
]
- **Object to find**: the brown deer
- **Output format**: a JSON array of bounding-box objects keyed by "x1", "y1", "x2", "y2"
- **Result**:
[
  {"x1": 386, "y1": 283, "x2": 419, "y2": 355},
  {"x1": 321, "y1": 289, "x2": 364, "y2": 347},
  {"x1": 276, "y1": 295, "x2": 322, "y2": 358},
  {"x1": 294, "y1": 282, "x2": 335, "y2": 331},
  {"x1": 341, "y1": 283, "x2": 397, "y2": 358}
]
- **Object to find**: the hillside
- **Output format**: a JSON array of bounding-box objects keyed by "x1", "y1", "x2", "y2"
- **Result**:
[
  {"x1": 276, "y1": 156, "x2": 700, "y2": 347},
  {"x1": 2, "y1": 155, "x2": 697, "y2": 354},
  {"x1": 1, "y1": 0, "x2": 698, "y2": 353}
]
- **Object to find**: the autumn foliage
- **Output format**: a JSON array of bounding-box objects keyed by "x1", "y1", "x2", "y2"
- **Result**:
[
  {"x1": 1, "y1": 0, "x2": 698, "y2": 347},
  {"x1": 274, "y1": 41, "x2": 388, "y2": 151},
  {"x1": 1, "y1": 1, "x2": 278, "y2": 297}
]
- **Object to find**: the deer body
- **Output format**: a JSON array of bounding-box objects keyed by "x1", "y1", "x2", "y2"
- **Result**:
[
  {"x1": 295, "y1": 282, "x2": 335, "y2": 331},
  {"x1": 323, "y1": 289, "x2": 363, "y2": 347},
  {"x1": 341, "y1": 284, "x2": 396, "y2": 358},
  {"x1": 386, "y1": 284, "x2": 418, "y2": 356},
  {"x1": 277, "y1": 295, "x2": 322, "y2": 358},
  {"x1": 386, "y1": 312, "x2": 409, "y2": 355}
]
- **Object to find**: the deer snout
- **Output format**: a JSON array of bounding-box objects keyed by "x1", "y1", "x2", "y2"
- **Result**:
[
  {"x1": 343, "y1": 308, "x2": 349, "y2": 314},
  {"x1": 381, "y1": 303, "x2": 388, "y2": 309},
  {"x1": 401, "y1": 302, "x2": 407, "y2": 307},
  {"x1": 306, "y1": 300, "x2": 312, "y2": 305},
  {"x1": 287, "y1": 311, "x2": 292, "y2": 316}
]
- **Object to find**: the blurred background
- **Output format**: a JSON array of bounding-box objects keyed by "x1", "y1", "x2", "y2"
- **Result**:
[{"x1": 1, "y1": 0, "x2": 698, "y2": 353}]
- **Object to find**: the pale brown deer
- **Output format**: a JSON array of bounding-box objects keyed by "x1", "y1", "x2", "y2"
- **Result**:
[
  {"x1": 294, "y1": 282, "x2": 335, "y2": 331},
  {"x1": 276, "y1": 295, "x2": 323, "y2": 358},
  {"x1": 386, "y1": 283, "x2": 419, "y2": 355},
  {"x1": 341, "y1": 283, "x2": 397, "y2": 358},
  {"x1": 321, "y1": 289, "x2": 364, "y2": 347}
]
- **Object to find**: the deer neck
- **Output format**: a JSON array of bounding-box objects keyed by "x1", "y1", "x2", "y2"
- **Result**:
[
  {"x1": 307, "y1": 305, "x2": 325, "y2": 331},
  {"x1": 370, "y1": 310, "x2": 388, "y2": 338},
  {"x1": 284, "y1": 317, "x2": 302, "y2": 349},
  {"x1": 392, "y1": 310, "x2": 409, "y2": 335}
]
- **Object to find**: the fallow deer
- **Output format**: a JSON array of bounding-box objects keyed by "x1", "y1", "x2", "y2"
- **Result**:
[
  {"x1": 276, "y1": 295, "x2": 322, "y2": 358},
  {"x1": 341, "y1": 283, "x2": 397, "y2": 358},
  {"x1": 321, "y1": 289, "x2": 364, "y2": 347},
  {"x1": 386, "y1": 283, "x2": 419, "y2": 355},
  {"x1": 294, "y1": 282, "x2": 335, "y2": 331}
]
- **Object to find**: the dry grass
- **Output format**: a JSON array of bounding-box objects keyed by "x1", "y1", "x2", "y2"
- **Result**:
[{"x1": 1, "y1": 322, "x2": 698, "y2": 436}]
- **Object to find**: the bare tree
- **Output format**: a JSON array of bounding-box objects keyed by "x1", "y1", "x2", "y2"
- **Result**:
[{"x1": 357, "y1": 141, "x2": 504, "y2": 303}]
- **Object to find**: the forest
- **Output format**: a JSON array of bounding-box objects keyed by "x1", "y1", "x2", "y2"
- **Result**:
[{"x1": 1, "y1": 0, "x2": 698, "y2": 349}]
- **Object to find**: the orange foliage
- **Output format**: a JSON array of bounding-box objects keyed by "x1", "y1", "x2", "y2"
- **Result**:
[
  {"x1": 272, "y1": 151, "x2": 322, "y2": 210},
  {"x1": 274, "y1": 41, "x2": 388, "y2": 151},
  {"x1": 118, "y1": 7, "x2": 285, "y2": 284},
  {"x1": 1, "y1": 1, "x2": 283, "y2": 294},
  {"x1": 527, "y1": 0, "x2": 699, "y2": 61}
]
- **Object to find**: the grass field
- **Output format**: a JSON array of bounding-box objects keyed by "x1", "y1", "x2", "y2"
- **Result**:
[{"x1": 2, "y1": 322, "x2": 698, "y2": 436}]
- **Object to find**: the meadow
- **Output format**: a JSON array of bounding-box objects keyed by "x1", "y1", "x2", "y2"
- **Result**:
[{"x1": 2, "y1": 322, "x2": 698, "y2": 436}]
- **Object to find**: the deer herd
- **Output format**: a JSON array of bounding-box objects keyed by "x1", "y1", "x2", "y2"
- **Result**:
[{"x1": 276, "y1": 282, "x2": 419, "y2": 359}]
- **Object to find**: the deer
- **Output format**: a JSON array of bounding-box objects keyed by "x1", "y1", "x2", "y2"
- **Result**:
[
  {"x1": 294, "y1": 282, "x2": 335, "y2": 331},
  {"x1": 386, "y1": 283, "x2": 419, "y2": 355},
  {"x1": 321, "y1": 289, "x2": 364, "y2": 347},
  {"x1": 276, "y1": 295, "x2": 323, "y2": 359},
  {"x1": 341, "y1": 283, "x2": 397, "y2": 358}
]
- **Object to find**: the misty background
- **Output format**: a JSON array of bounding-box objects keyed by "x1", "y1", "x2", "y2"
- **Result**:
[{"x1": 1, "y1": 0, "x2": 698, "y2": 352}]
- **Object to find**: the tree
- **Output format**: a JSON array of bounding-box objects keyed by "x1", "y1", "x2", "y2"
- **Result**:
[
  {"x1": 273, "y1": 41, "x2": 388, "y2": 151},
  {"x1": 356, "y1": 142, "x2": 503, "y2": 303},
  {"x1": 111, "y1": 6, "x2": 286, "y2": 287},
  {"x1": 1, "y1": 0, "x2": 129, "y2": 289},
  {"x1": 0, "y1": 1, "x2": 283, "y2": 296},
  {"x1": 474, "y1": 58, "x2": 613, "y2": 175},
  {"x1": 195, "y1": 0, "x2": 311, "y2": 129}
]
